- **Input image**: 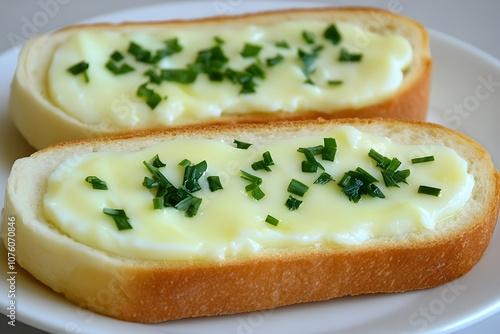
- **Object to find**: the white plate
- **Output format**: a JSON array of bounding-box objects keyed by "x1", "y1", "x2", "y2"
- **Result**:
[{"x1": 1, "y1": 1, "x2": 500, "y2": 334}]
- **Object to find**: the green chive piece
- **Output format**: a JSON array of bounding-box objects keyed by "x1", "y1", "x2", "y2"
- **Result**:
[
  {"x1": 182, "y1": 160, "x2": 207, "y2": 193},
  {"x1": 110, "y1": 51, "x2": 124, "y2": 61},
  {"x1": 84, "y1": 176, "x2": 108, "y2": 190},
  {"x1": 251, "y1": 186, "x2": 266, "y2": 200},
  {"x1": 151, "y1": 154, "x2": 166, "y2": 168},
  {"x1": 240, "y1": 170, "x2": 262, "y2": 185},
  {"x1": 288, "y1": 179, "x2": 309, "y2": 197},
  {"x1": 195, "y1": 45, "x2": 229, "y2": 77},
  {"x1": 314, "y1": 172, "x2": 333, "y2": 185},
  {"x1": 103, "y1": 208, "x2": 133, "y2": 230},
  {"x1": 245, "y1": 63, "x2": 265, "y2": 79},
  {"x1": 106, "y1": 60, "x2": 135, "y2": 75},
  {"x1": 178, "y1": 159, "x2": 191, "y2": 168},
  {"x1": 161, "y1": 68, "x2": 198, "y2": 84},
  {"x1": 418, "y1": 185, "x2": 441, "y2": 196},
  {"x1": 298, "y1": 48, "x2": 318, "y2": 78},
  {"x1": 252, "y1": 151, "x2": 274, "y2": 172},
  {"x1": 175, "y1": 196, "x2": 202, "y2": 217},
  {"x1": 137, "y1": 83, "x2": 162, "y2": 109},
  {"x1": 67, "y1": 61, "x2": 89, "y2": 75},
  {"x1": 207, "y1": 176, "x2": 223, "y2": 192},
  {"x1": 285, "y1": 195, "x2": 303, "y2": 211},
  {"x1": 224, "y1": 68, "x2": 257, "y2": 94},
  {"x1": 322, "y1": 138, "x2": 337, "y2": 161},
  {"x1": 411, "y1": 156, "x2": 436, "y2": 164},
  {"x1": 233, "y1": 139, "x2": 252, "y2": 149},
  {"x1": 328, "y1": 80, "x2": 343, "y2": 86},
  {"x1": 142, "y1": 176, "x2": 158, "y2": 189},
  {"x1": 298, "y1": 146, "x2": 325, "y2": 172},
  {"x1": 266, "y1": 54, "x2": 284, "y2": 67},
  {"x1": 339, "y1": 47, "x2": 363, "y2": 62},
  {"x1": 214, "y1": 36, "x2": 225, "y2": 44},
  {"x1": 302, "y1": 30, "x2": 315, "y2": 44},
  {"x1": 240, "y1": 43, "x2": 262, "y2": 57},
  {"x1": 245, "y1": 182, "x2": 259, "y2": 192},
  {"x1": 338, "y1": 169, "x2": 385, "y2": 203},
  {"x1": 275, "y1": 40, "x2": 290, "y2": 49},
  {"x1": 369, "y1": 149, "x2": 410, "y2": 187},
  {"x1": 301, "y1": 161, "x2": 318, "y2": 173},
  {"x1": 67, "y1": 61, "x2": 89, "y2": 83},
  {"x1": 265, "y1": 215, "x2": 280, "y2": 226},
  {"x1": 324, "y1": 24, "x2": 342, "y2": 45},
  {"x1": 153, "y1": 197, "x2": 164, "y2": 209}
]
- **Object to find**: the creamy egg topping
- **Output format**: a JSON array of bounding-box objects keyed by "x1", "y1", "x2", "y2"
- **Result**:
[
  {"x1": 43, "y1": 126, "x2": 474, "y2": 261},
  {"x1": 48, "y1": 21, "x2": 412, "y2": 127}
]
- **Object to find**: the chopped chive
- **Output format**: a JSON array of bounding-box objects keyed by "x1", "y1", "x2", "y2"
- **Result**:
[
  {"x1": 67, "y1": 61, "x2": 89, "y2": 83},
  {"x1": 324, "y1": 24, "x2": 342, "y2": 45},
  {"x1": 161, "y1": 68, "x2": 198, "y2": 84},
  {"x1": 322, "y1": 138, "x2": 337, "y2": 161},
  {"x1": 175, "y1": 196, "x2": 202, "y2": 217},
  {"x1": 275, "y1": 40, "x2": 290, "y2": 49},
  {"x1": 245, "y1": 63, "x2": 265, "y2": 79},
  {"x1": 207, "y1": 176, "x2": 223, "y2": 192},
  {"x1": 302, "y1": 30, "x2": 315, "y2": 44},
  {"x1": 328, "y1": 80, "x2": 343, "y2": 86},
  {"x1": 128, "y1": 41, "x2": 152, "y2": 62},
  {"x1": 240, "y1": 43, "x2": 262, "y2": 58},
  {"x1": 67, "y1": 61, "x2": 89, "y2": 75},
  {"x1": 214, "y1": 36, "x2": 225, "y2": 44},
  {"x1": 288, "y1": 179, "x2": 309, "y2": 197},
  {"x1": 339, "y1": 47, "x2": 363, "y2": 62},
  {"x1": 298, "y1": 48, "x2": 318, "y2": 78},
  {"x1": 110, "y1": 51, "x2": 124, "y2": 61},
  {"x1": 266, "y1": 54, "x2": 284, "y2": 67},
  {"x1": 163, "y1": 38, "x2": 183, "y2": 55},
  {"x1": 265, "y1": 215, "x2": 280, "y2": 226},
  {"x1": 233, "y1": 139, "x2": 252, "y2": 149},
  {"x1": 412, "y1": 156, "x2": 436, "y2": 164},
  {"x1": 297, "y1": 146, "x2": 325, "y2": 172},
  {"x1": 178, "y1": 159, "x2": 191, "y2": 168},
  {"x1": 245, "y1": 182, "x2": 259, "y2": 192},
  {"x1": 137, "y1": 83, "x2": 162, "y2": 109},
  {"x1": 251, "y1": 186, "x2": 266, "y2": 200},
  {"x1": 195, "y1": 45, "x2": 229, "y2": 76},
  {"x1": 103, "y1": 208, "x2": 133, "y2": 230},
  {"x1": 142, "y1": 176, "x2": 158, "y2": 189},
  {"x1": 301, "y1": 160, "x2": 318, "y2": 173},
  {"x1": 150, "y1": 154, "x2": 166, "y2": 168},
  {"x1": 418, "y1": 185, "x2": 441, "y2": 196},
  {"x1": 314, "y1": 172, "x2": 333, "y2": 185},
  {"x1": 153, "y1": 197, "x2": 164, "y2": 209},
  {"x1": 84, "y1": 176, "x2": 108, "y2": 190},
  {"x1": 106, "y1": 51, "x2": 134, "y2": 75},
  {"x1": 285, "y1": 195, "x2": 303, "y2": 211},
  {"x1": 338, "y1": 169, "x2": 385, "y2": 203},
  {"x1": 240, "y1": 170, "x2": 262, "y2": 185},
  {"x1": 182, "y1": 160, "x2": 207, "y2": 193},
  {"x1": 252, "y1": 151, "x2": 274, "y2": 172}
]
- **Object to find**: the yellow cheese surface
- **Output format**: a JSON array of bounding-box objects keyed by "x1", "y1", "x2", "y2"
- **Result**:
[
  {"x1": 47, "y1": 21, "x2": 412, "y2": 127},
  {"x1": 43, "y1": 126, "x2": 474, "y2": 260}
]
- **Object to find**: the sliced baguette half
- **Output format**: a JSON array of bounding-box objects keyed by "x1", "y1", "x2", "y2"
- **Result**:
[
  {"x1": 1, "y1": 118, "x2": 498, "y2": 323},
  {"x1": 9, "y1": 7, "x2": 431, "y2": 149}
]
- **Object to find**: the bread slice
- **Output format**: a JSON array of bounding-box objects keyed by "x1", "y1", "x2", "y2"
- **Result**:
[
  {"x1": 1, "y1": 118, "x2": 498, "y2": 323},
  {"x1": 9, "y1": 7, "x2": 431, "y2": 149}
]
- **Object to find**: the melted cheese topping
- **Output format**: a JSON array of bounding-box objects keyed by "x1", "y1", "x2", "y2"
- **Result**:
[
  {"x1": 43, "y1": 126, "x2": 474, "y2": 261},
  {"x1": 47, "y1": 21, "x2": 412, "y2": 127}
]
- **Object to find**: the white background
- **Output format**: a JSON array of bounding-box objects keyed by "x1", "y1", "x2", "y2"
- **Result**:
[{"x1": 0, "y1": 0, "x2": 499, "y2": 333}]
